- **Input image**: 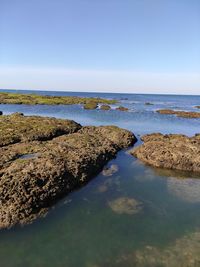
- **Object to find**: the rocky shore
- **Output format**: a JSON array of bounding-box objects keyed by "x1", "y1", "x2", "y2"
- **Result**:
[
  {"x1": 157, "y1": 109, "x2": 200, "y2": 118},
  {"x1": 131, "y1": 133, "x2": 200, "y2": 173},
  {"x1": 0, "y1": 113, "x2": 136, "y2": 229}
]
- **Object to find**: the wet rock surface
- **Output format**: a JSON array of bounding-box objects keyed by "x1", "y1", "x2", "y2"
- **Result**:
[
  {"x1": 0, "y1": 114, "x2": 136, "y2": 229},
  {"x1": 131, "y1": 133, "x2": 200, "y2": 173},
  {"x1": 102, "y1": 164, "x2": 119, "y2": 176},
  {"x1": 157, "y1": 109, "x2": 200, "y2": 118}
]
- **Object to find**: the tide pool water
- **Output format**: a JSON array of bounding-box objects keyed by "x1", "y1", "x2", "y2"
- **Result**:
[{"x1": 0, "y1": 90, "x2": 200, "y2": 267}]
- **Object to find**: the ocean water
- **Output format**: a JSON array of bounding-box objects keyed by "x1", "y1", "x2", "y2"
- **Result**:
[{"x1": 0, "y1": 90, "x2": 200, "y2": 267}]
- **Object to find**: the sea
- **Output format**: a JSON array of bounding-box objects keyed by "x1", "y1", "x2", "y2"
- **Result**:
[{"x1": 0, "y1": 89, "x2": 200, "y2": 267}]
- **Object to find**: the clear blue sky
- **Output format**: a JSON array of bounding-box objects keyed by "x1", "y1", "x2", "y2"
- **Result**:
[{"x1": 0, "y1": 0, "x2": 200, "y2": 94}]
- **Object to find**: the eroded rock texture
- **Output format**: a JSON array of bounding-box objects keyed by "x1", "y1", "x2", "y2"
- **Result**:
[
  {"x1": 131, "y1": 133, "x2": 200, "y2": 173},
  {"x1": 0, "y1": 114, "x2": 136, "y2": 228}
]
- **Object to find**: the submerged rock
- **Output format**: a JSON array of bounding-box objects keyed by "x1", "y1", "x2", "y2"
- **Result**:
[
  {"x1": 157, "y1": 109, "x2": 200, "y2": 118},
  {"x1": 0, "y1": 114, "x2": 136, "y2": 229},
  {"x1": 102, "y1": 230, "x2": 200, "y2": 267},
  {"x1": 131, "y1": 133, "x2": 200, "y2": 173},
  {"x1": 108, "y1": 197, "x2": 143, "y2": 215},
  {"x1": 102, "y1": 164, "x2": 119, "y2": 176}
]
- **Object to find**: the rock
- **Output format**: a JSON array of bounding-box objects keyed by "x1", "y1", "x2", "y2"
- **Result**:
[
  {"x1": 102, "y1": 164, "x2": 118, "y2": 176},
  {"x1": 83, "y1": 102, "x2": 98, "y2": 110},
  {"x1": 145, "y1": 102, "x2": 154, "y2": 105},
  {"x1": 0, "y1": 92, "x2": 117, "y2": 105},
  {"x1": 100, "y1": 105, "x2": 111, "y2": 110},
  {"x1": 157, "y1": 109, "x2": 200, "y2": 118},
  {"x1": 108, "y1": 197, "x2": 143, "y2": 215},
  {"x1": 195, "y1": 106, "x2": 200, "y2": 109},
  {"x1": 0, "y1": 111, "x2": 3, "y2": 115},
  {"x1": 0, "y1": 114, "x2": 136, "y2": 228},
  {"x1": 131, "y1": 133, "x2": 200, "y2": 173},
  {"x1": 0, "y1": 113, "x2": 81, "y2": 147},
  {"x1": 116, "y1": 106, "x2": 129, "y2": 111}
]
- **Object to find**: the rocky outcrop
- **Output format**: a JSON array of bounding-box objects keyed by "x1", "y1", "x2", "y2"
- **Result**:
[
  {"x1": 116, "y1": 106, "x2": 129, "y2": 111},
  {"x1": 83, "y1": 102, "x2": 98, "y2": 109},
  {"x1": 100, "y1": 104, "x2": 111, "y2": 110},
  {"x1": 0, "y1": 112, "x2": 81, "y2": 147},
  {"x1": 145, "y1": 102, "x2": 154, "y2": 105},
  {"x1": 157, "y1": 109, "x2": 200, "y2": 118},
  {"x1": 0, "y1": 114, "x2": 136, "y2": 228},
  {"x1": 0, "y1": 92, "x2": 117, "y2": 105},
  {"x1": 130, "y1": 133, "x2": 200, "y2": 173}
]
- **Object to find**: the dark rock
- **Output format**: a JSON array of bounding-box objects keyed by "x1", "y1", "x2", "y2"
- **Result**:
[
  {"x1": 145, "y1": 102, "x2": 154, "y2": 105},
  {"x1": 130, "y1": 133, "x2": 200, "y2": 173},
  {"x1": 0, "y1": 111, "x2": 2, "y2": 115}
]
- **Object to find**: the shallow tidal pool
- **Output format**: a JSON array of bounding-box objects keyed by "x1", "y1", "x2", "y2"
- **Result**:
[{"x1": 0, "y1": 91, "x2": 200, "y2": 267}]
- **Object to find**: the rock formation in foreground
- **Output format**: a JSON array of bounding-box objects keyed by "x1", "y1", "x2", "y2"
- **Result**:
[
  {"x1": 130, "y1": 133, "x2": 200, "y2": 173},
  {"x1": 0, "y1": 113, "x2": 136, "y2": 229}
]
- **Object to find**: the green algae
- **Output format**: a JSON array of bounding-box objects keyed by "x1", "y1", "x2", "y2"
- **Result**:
[
  {"x1": 100, "y1": 105, "x2": 111, "y2": 110},
  {"x1": 83, "y1": 102, "x2": 98, "y2": 110},
  {"x1": 0, "y1": 92, "x2": 117, "y2": 106}
]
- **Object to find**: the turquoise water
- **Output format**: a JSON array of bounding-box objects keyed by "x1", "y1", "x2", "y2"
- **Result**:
[{"x1": 0, "y1": 90, "x2": 200, "y2": 267}]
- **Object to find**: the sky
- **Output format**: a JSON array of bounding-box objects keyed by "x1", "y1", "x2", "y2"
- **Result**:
[{"x1": 0, "y1": 0, "x2": 200, "y2": 94}]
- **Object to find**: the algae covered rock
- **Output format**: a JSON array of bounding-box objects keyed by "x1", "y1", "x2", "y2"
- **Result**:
[
  {"x1": 100, "y1": 105, "x2": 111, "y2": 110},
  {"x1": 116, "y1": 106, "x2": 129, "y2": 111},
  {"x1": 157, "y1": 109, "x2": 200, "y2": 118},
  {"x1": 83, "y1": 102, "x2": 98, "y2": 110},
  {"x1": 131, "y1": 133, "x2": 200, "y2": 173},
  {"x1": 0, "y1": 114, "x2": 136, "y2": 228},
  {"x1": 0, "y1": 113, "x2": 81, "y2": 147},
  {"x1": 0, "y1": 92, "x2": 117, "y2": 105}
]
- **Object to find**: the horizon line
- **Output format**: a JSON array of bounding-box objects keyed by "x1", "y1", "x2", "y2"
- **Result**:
[{"x1": 1, "y1": 88, "x2": 200, "y2": 97}]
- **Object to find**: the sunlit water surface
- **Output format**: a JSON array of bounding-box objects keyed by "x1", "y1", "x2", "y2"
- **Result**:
[{"x1": 0, "y1": 90, "x2": 200, "y2": 267}]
